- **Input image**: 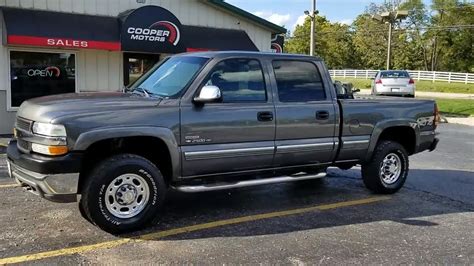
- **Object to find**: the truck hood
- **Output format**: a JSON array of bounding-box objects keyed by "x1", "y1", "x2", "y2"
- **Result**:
[{"x1": 17, "y1": 92, "x2": 160, "y2": 123}]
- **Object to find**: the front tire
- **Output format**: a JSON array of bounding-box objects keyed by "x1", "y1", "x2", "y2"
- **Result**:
[
  {"x1": 80, "y1": 154, "x2": 166, "y2": 234},
  {"x1": 361, "y1": 141, "x2": 409, "y2": 194}
]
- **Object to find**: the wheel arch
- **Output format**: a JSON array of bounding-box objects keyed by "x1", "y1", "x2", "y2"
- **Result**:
[
  {"x1": 75, "y1": 127, "x2": 180, "y2": 192},
  {"x1": 366, "y1": 120, "x2": 419, "y2": 161}
]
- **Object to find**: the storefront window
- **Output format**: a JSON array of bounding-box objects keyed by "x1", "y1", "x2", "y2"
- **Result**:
[
  {"x1": 124, "y1": 53, "x2": 161, "y2": 86},
  {"x1": 10, "y1": 51, "x2": 76, "y2": 108}
]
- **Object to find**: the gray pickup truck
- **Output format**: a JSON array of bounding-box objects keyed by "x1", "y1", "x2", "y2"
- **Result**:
[{"x1": 7, "y1": 51, "x2": 439, "y2": 233}]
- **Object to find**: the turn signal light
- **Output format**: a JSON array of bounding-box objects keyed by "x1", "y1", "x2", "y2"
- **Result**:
[
  {"x1": 375, "y1": 79, "x2": 382, "y2": 84},
  {"x1": 31, "y1": 143, "x2": 68, "y2": 156},
  {"x1": 409, "y1": 78, "x2": 415, "y2": 84}
]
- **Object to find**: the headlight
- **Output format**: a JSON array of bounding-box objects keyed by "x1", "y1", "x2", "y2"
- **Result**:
[
  {"x1": 32, "y1": 122, "x2": 66, "y2": 137},
  {"x1": 31, "y1": 143, "x2": 68, "y2": 156}
]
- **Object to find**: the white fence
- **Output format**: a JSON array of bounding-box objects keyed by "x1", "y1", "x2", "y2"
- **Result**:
[{"x1": 329, "y1": 69, "x2": 474, "y2": 84}]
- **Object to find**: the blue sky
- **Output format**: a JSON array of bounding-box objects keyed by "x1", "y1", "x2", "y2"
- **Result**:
[{"x1": 227, "y1": 0, "x2": 431, "y2": 33}]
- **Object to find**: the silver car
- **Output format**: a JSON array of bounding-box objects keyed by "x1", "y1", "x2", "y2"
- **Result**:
[{"x1": 371, "y1": 70, "x2": 415, "y2": 98}]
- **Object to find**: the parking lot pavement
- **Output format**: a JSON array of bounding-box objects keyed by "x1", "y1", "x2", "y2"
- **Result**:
[{"x1": 0, "y1": 123, "x2": 473, "y2": 264}]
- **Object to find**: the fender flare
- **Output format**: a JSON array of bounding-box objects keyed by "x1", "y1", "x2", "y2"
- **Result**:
[
  {"x1": 365, "y1": 119, "x2": 420, "y2": 162},
  {"x1": 74, "y1": 126, "x2": 180, "y2": 179}
]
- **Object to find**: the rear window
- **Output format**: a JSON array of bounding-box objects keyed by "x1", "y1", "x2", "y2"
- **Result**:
[
  {"x1": 272, "y1": 60, "x2": 326, "y2": 102},
  {"x1": 380, "y1": 71, "x2": 410, "y2": 78}
]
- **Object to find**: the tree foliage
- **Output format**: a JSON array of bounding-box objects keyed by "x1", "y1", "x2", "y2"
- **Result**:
[{"x1": 284, "y1": 0, "x2": 474, "y2": 72}]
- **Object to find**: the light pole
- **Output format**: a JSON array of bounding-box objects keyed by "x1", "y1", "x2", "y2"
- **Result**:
[
  {"x1": 304, "y1": 0, "x2": 317, "y2": 56},
  {"x1": 372, "y1": 10, "x2": 408, "y2": 70}
]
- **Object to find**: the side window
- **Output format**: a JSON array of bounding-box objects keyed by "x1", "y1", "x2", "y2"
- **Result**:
[
  {"x1": 204, "y1": 59, "x2": 266, "y2": 103},
  {"x1": 272, "y1": 60, "x2": 326, "y2": 102}
]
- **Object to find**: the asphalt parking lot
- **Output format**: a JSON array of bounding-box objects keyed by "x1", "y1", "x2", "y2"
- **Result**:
[{"x1": 0, "y1": 123, "x2": 473, "y2": 264}]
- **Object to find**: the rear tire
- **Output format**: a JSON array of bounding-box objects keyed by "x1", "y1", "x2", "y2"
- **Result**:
[
  {"x1": 361, "y1": 141, "x2": 409, "y2": 194},
  {"x1": 80, "y1": 154, "x2": 166, "y2": 234}
]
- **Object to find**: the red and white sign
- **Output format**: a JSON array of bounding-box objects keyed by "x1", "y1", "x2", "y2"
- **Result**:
[
  {"x1": 7, "y1": 35, "x2": 121, "y2": 51},
  {"x1": 271, "y1": 43, "x2": 283, "y2": 53}
]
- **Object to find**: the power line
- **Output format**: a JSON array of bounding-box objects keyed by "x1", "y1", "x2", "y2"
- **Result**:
[{"x1": 287, "y1": 24, "x2": 474, "y2": 39}]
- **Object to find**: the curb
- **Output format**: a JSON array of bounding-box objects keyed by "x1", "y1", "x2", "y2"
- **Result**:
[{"x1": 443, "y1": 116, "x2": 474, "y2": 127}]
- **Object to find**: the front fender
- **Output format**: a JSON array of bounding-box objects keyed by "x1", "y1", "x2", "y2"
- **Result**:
[
  {"x1": 74, "y1": 126, "x2": 180, "y2": 179},
  {"x1": 365, "y1": 119, "x2": 420, "y2": 162}
]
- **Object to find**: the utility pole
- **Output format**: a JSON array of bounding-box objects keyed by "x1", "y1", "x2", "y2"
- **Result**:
[
  {"x1": 386, "y1": 21, "x2": 392, "y2": 70},
  {"x1": 310, "y1": 0, "x2": 316, "y2": 56},
  {"x1": 304, "y1": 0, "x2": 317, "y2": 56},
  {"x1": 372, "y1": 9, "x2": 408, "y2": 70}
]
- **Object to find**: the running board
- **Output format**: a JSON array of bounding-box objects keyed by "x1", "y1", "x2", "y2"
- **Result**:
[{"x1": 173, "y1": 172, "x2": 326, "y2": 193}]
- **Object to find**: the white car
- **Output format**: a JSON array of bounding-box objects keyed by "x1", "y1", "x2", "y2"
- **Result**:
[{"x1": 371, "y1": 70, "x2": 415, "y2": 98}]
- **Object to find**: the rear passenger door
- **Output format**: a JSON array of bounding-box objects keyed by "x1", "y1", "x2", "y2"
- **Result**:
[{"x1": 270, "y1": 60, "x2": 338, "y2": 168}]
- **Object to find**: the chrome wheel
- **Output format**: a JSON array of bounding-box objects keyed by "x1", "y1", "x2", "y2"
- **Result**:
[
  {"x1": 380, "y1": 153, "x2": 402, "y2": 185},
  {"x1": 105, "y1": 174, "x2": 150, "y2": 219}
]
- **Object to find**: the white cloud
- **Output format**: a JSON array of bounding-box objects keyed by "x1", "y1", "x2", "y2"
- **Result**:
[
  {"x1": 253, "y1": 11, "x2": 291, "y2": 26},
  {"x1": 337, "y1": 19, "x2": 353, "y2": 25},
  {"x1": 293, "y1": 14, "x2": 307, "y2": 30}
]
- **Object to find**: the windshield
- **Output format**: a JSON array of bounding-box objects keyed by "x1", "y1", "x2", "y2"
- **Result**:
[{"x1": 131, "y1": 56, "x2": 208, "y2": 98}]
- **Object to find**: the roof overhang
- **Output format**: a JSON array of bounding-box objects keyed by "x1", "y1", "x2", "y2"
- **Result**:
[
  {"x1": 205, "y1": 0, "x2": 287, "y2": 34},
  {"x1": 2, "y1": 6, "x2": 260, "y2": 53}
]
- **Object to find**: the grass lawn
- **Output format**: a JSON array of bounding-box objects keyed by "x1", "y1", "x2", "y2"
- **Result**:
[
  {"x1": 335, "y1": 78, "x2": 474, "y2": 94},
  {"x1": 434, "y1": 99, "x2": 474, "y2": 117}
]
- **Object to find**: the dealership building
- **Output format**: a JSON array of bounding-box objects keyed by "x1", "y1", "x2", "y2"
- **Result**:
[{"x1": 0, "y1": 0, "x2": 286, "y2": 134}]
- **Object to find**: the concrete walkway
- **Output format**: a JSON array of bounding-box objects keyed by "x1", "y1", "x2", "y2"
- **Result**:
[
  {"x1": 443, "y1": 117, "x2": 474, "y2": 127},
  {"x1": 0, "y1": 136, "x2": 10, "y2": 146},
  {"x1": 0, "y1": 136, "x2": 10, "y2": 154},
  {"x1": 358, "y1": 89, "x2": 474, "y2": 99}
]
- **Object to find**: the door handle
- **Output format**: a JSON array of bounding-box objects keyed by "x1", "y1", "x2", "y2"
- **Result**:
[
  {"x1": 316, "y1": 111, "x2": 330, "y2": 120},
  {"x1": 257, "y1": 111, "x2": 273, "y2": 122}
]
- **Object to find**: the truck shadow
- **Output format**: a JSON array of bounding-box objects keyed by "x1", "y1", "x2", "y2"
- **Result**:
[{"x1": 122, "y1": 168, "x2": 473, "y2": 240}]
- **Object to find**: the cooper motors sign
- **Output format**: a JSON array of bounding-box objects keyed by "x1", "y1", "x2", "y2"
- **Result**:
[
  {"x1": 127, "y1": 21, "x2": 180, "y2": 45},
  {"x1": 120, "y1": 6, "x2": 184, "y2": 53}
]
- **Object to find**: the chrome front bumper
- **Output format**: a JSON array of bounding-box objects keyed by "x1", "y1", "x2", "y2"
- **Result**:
[{"x1": 7, "y1": 160, "x2": 79, "y2": 203}]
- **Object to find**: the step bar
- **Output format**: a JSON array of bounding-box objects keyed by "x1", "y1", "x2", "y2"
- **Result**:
[{"x1": 173, "y1": 172, "x2": 326, "y2": 193}]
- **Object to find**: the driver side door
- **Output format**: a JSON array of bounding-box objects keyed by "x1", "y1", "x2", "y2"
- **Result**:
[{"x1": 179, "y1": 58, "x2": 276, "y2": 177}]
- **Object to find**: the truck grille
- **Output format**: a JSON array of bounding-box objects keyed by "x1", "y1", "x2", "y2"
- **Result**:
[
  {"x1": 15, "y1": 117, "x2": 33, "y2": 153},
  {"x1": 17, "y1": 139, "x2": 30, "y2": 151},
  {"x1": 16, "y1": 117, "x2": 32, "y2": 132}
]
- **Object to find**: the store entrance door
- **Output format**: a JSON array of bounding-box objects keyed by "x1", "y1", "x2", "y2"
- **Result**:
[{"x1": 123, "y1": 53, "x2": 161, "y2": 86}]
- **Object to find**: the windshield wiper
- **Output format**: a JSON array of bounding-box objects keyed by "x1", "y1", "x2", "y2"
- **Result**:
[
  {"x1": 133, "y1": 87, "x2": 151, "y2": 98},
  {"x1": 132, "y1": 87, "x2": 164, "y2": 100}
]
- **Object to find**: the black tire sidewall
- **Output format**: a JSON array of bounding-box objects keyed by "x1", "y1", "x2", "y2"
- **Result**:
[
  {"x1": 83, "y1": 155, "x2": 166, "y2": 233},
  {"x1": 377, "y1": 146, "x2": 408, "y2": 190},
  {"x1": 362, "y1": 141, "x2": 409, "y2": 194}
]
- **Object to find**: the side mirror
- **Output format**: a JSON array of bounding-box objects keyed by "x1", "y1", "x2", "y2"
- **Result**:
[
  {"x1": 369, "y1": 77, "x2": 375, "y2": 80},
  {"x1": 194, "y1": 85, "x2": 222, "y2": 103},
  {"x1": 352, "y1": 88, "x2": 361, "y2": 93}
]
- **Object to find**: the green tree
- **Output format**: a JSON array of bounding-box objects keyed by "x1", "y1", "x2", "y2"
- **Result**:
[
  {"x1": 429, "y1": 1, "x2": 474, "y2": 72},
  {"x1": 351, "y1": 14, "x2": 387, "y2": 69},
  {"x1": 285, "y1": 16, "x2": 358, "y2": 69},
  {"x1": 284, "y1": 0, "x2": 473, "y2": 72}
]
